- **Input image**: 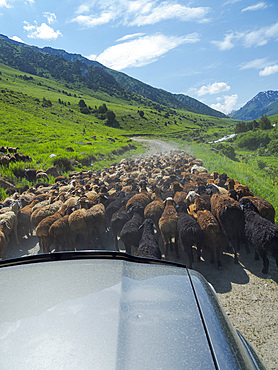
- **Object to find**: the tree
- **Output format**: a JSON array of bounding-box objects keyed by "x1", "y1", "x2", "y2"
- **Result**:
[
  {"x1": 259, "y1": 115, "x2": 272, "y2": 130},
  {"x1": 42, "y1": 97, "x2": 52, "y2": 107},
  {"x1": 78, "y1": 99, "x2": 87, "y2": 108},
  {"x1": 98, "y1": 103, "x2": 108, "y2": 113},
  {"x1": 106, "y1": 110, "x2": 116, "y2": 124}
]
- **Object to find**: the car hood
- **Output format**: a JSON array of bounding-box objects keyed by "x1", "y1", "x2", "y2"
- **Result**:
[
  {"x1": 0, "y1": 256, "x2": 217, "y2": 369},
  {"x1": 0, "y1": 253, "x2": 262, "y2": 369}
]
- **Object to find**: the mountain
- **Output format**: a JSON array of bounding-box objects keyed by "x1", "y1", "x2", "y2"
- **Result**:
[
  {"x1": 230, "y1": 90, "x2": 278, "y2": 121},
  {"x1": 0, "y1": 34, "x2": 227, "y2": 118},
  {"x1": 173, "y1": 94, "x2": 226, "y2": 118}
]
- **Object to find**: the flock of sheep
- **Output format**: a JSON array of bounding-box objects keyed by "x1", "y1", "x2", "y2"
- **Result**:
[
  {"x1": 0, "y1": 149, "x2": 277, "y2": 274},
  {"x1": 0, "y1": 146, "x2": 32, "y2": 167}
]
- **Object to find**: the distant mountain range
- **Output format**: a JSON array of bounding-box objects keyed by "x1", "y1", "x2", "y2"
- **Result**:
[
  {"x1": 230, "y1": 90, "x2": 278, "y2": 121},
  {"x1": 0, "y1": 34, "x2": 227, "y2": 118}
]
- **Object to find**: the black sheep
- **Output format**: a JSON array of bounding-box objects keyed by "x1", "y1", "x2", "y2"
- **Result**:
[
  {"x1": 137, "y1": 219, "x2": 161, "y2": 259},
  {"x1": 110, "y1": 205, "x2": 129, "y2": 251},
  {"x1": 176, "y1": 202, "x2": 203, "y2": 268},
  {"x1": 119, "y1": 203, "x2": 144, "y2": 255},
  {"x1": 240, "y1": 197, "x2": 278, "y2": 274}
]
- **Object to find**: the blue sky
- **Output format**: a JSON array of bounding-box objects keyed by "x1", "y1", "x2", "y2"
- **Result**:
[{"x1": 1, "y1": 0, "x2": 278, "y2": 114}]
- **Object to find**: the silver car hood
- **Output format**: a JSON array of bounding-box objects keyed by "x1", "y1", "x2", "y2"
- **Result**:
[
  {"x1": 0, "y1": 253, "x2": 262, "y2": 369},
  {"x1": 0, "y1": 257, "x2": 216, "y2": 369}
]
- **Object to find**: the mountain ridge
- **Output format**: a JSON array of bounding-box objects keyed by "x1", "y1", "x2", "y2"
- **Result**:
[
  {"x1": 230, "y1": 90, "x2": 278, "y2": 121},
  {"x1": 0, "y1": 34, "x2": 227, "y2": 118}
]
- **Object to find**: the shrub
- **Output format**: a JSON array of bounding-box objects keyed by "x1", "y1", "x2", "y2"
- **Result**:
[
  {"x1": 267, "y1": 139, "x2": 278, "y2": 156},
  {"x1": 257, "y1": 159, "x2": 267, "y2": 170},
  {"x1": 235, "y1": 131, "x2": 270, "y2": 150},
  {"x1": 215, "y1": 143, "x2": 236, "y2": 160}
]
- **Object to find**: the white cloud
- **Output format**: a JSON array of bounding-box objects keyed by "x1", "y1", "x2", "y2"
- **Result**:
[
  {"x1": 211, "y1": 33, "x2": 236, "y2": 50},
  {"x1": 1, "y1": 0, "x2": 34, "y2": 7},
  {"x1": 43, "y1": 12, "x2": 57, "y2": 25},
  {"x1": 11, "y1": 35, "x2": 24, "y2": 43},
  {"x1": 241, "y1": 2, "x2": 267, "y2": 12},
  {"x1": 96, "y1": 33, "x2": 199, "y2": 70},
  {"x1": 72, "y1": 12, "x2": 115, "y2": 27},
  {"x1": 129, "y1": 3, "x2": 210, "y2": 26},
  {"x1": 71, "y1": 1, "x2": 210, "y2": 28},
  {"x1": 240, "y1": 58, "x2": 268, "y2": 70},
  {"x1": 259, "y1": 64, "x2": 278, "y2": 76},
  {"x1": 242, "y1": 22, "x2": 278, "y2": 47},
  {"x1": 194, "y1": 82, "x2": 231, "y2": 97},
  {"x1": 211, "y1": 94, "x2": 238, "y2": 114},
  {"x1": 0, "y1": 0, "x2": 11, "y2": 8},
  {"x1": 23, "y1": 21, "x2": 62, "y2": 40},
  {"x1": 224, "y1": 0, "x2": 242, "y2": 5},
  {"x1": 213, "y1": 22, "x2": 278, "y2": 50},
  {"x1": 117, "y1": 33, "x2": 145, "y2": 42}
]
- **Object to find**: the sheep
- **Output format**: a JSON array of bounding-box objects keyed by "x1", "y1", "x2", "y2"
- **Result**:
[
  {"x1": 36, "y1": 172, "x2": 49, "y2": 182},
  {"x1": 17, "y1": 195, "x2": 50, "y2": 238},
  {"x1": 205, "y1": 183, "x2": 229, "y2": 196},
  {"x1": 240, "y1": 197, "x2": 278, "y2": 274},
  {"x1": 210, "y1": 193, "x2": 245, "y2": 264},
  {"x1": 137, "y1": 219, "x2": 161, "y2": 259},
  {"x1": 84, "y1": 201, "x2": 106, "y2": 249},
  {"x1": 144, "y1": 187, "x2": 164, "y2": 228},
  {"x1": 24, "y1": 168, "x2": 38, "y2": 182},
  {"x1": 49, "y1": 215, "x2": 71, "y2": 251},
  {"x1": 105, "y1": 191, "x2": 127, "y2": 226},
  {"x1": 0, "y1": 199, "x2": 21, "y2": 215},
  {"x1": 176, "y1": 202, "x2": 203, "y2": 268},
  {"x1": 0, "y1": 223, "x2": 7, "y2": 259},
  {"x1": 125, "y1": 180, "x2": 151, "y2": 212},
  {"x1": 158, "y1": 198, "x2": 178, "y2": 259},
  {"x1": 68, "y1": 208, "x2": 88, "y2": 249},
  {"x1": 187, "y1": 195, "x2": 209, "y2": 219},
  {"x1": 196, "y1": 210, "x2": 223, "y2": 269},
  {"x1": 0, "y1": 178, "x2": 15, "y2": 190},
  {"x1": 171, "y1": 181, "x2": 188, "y2": 205},
  {"x1": 30, "y1": 200, "x2": 63, "y2": 227},
  {"x1": 119, "y1": 203, "x2": 144, "y2": 254},
  {"x1": 190, "y1": 164, "x2": 208, "y2": 174},
  {"x1": 0, "y1": 155, "x2": 11, "y2": 167},
  {"x1": 234, "y1": 183, "x2": 254, "y2": 198},
  {"x1": 110, "y1": 205, "x2": 129, "y2": 251},
  {"x1": 0, "y1": 210, "x2": 19, "y2": 248},
  {"x1": 242, "y1": 196, "x2": 275, "y2": 224},
  {"x1": 35, "y1": 202, "x2": 78, "y2": 253},
  {"x1": 8, "y1": 146, "x2": 19, "y2": 154}
]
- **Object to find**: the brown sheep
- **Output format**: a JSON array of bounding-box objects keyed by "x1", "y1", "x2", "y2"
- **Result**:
[
  {"x1": 35, "y1": 202, "x2": 77, "y2": 253},
  {"x1": 158, "y1": 198, "x2": 178, "y2": 259},
  {"x1": 126, "y1": 181, "x2": 151, "y2": 211},
  {"x1": 197, "y1": 210, "x2": 223, "y2": 269},
  {"x1": 31, "y1": 200, "x2": 63, "y2": 227},
  {"x1": 68, "y1": 208, "x2": 88, "y2": 249},
  {"x1": 49, "y1": 215, "x2": 71, "y2": 251},
  {"x1": 210, "y1": 193, "x2": 245, "y2": 264}
]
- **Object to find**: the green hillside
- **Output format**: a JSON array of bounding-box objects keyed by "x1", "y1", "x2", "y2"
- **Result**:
[
  {"x1": 0, "y1": 34, "x2": 227, "y2": 118},
  {"x1": 0, "y1": 63, "x2": 233, "y2": 170}
]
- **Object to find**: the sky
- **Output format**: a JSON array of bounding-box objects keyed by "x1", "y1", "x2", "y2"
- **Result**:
[{"x1": 1, "y1": 0, "x2": 278, "y2": 114}]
